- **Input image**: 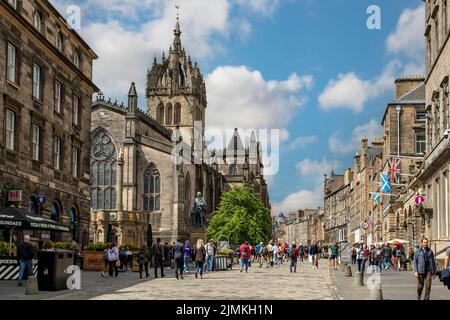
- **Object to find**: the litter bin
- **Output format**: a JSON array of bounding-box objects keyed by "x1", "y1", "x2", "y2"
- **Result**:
[{"x1": 37, "y1": 250, "x2": 74, "y2": 291}]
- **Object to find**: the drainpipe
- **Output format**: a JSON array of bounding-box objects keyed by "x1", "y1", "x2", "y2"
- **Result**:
[{"x1": 396, "y1": 105, "x2": 401, "y2": 158}]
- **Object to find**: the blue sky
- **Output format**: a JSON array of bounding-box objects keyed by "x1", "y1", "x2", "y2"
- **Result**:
[{"x1": 52, "y1": 0, "x2": 425, "y2": 214}]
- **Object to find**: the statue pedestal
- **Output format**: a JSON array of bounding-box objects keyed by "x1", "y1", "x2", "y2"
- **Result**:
[{"x1": 190, "y1": 228, "x2": 207, "y2": 244}]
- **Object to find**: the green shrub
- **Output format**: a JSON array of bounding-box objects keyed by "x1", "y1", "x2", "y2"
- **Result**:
[
  {"x1": 85, "y1": 243, "x2": 109, "y2": 252},
  {"x1": 119, "y1": 243, "x2": 138, "y2": 251},
  {"x1": 0, "y1": 241, "x2": 15, "y2": 256},
  {"x1": 53, "y1": 242, "x2": 73, "y2": 250},
  {"x1": 217, "y1": 248, "x2": 235, "y2": 258}
]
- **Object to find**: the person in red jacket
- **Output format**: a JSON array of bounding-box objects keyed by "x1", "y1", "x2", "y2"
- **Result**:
[
  {"x1": 289, "y1": 243, "x2": 299, "y2": 273},
  {"x1": 240, "y1": 241, "x2": 251, "y2": 273}
]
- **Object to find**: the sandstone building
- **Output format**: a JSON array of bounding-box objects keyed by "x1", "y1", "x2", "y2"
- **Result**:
[{"x1": 0, "y1": 0, "x2": 98, "y2": 247}]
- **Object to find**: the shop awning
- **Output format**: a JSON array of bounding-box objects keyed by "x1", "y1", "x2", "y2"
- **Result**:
[{"x1": 0, "y1": 207, "x2": 70, "y2": 232}]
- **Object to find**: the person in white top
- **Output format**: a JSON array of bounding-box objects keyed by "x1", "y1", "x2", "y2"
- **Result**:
[{"x1": 107, "y1": 243, "x2": 120, "y2": 277}]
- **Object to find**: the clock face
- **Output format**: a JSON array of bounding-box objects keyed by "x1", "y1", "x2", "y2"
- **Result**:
[
  {"x1": 110, "y1": 212, "x2": 117, "y2": 221},
  {"x1": 362, "y1": 222, "x2": 369, "y2": 230}
]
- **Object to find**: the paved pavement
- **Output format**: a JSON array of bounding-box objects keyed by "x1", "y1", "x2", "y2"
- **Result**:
[
  {"x1": 0, "y1": 260, "x2": 338, "y2": 300},
  {"x1": 0, "y1": 259, "x2": 447, "y2": 300},
  {"x1": 330, "y1": 262, "x2": 450, "y2": 300}
]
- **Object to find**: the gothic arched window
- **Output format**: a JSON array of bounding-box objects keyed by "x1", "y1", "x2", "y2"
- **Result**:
[
  {"x1": 174, "y1": 103, "x2": 181, "y2": 125},
  {"x1": 91, "y1": 130, "x2": 117, "y2": 210},
  {"x1": 229, "y1": 164, "x2": 238, "y2": 176},
  {"x1": 143, "y1": 164, "x2": 161, "y2": 212},
  {"x1": 166, "y1": 103, "x2": 173, "y2": 125},
  {"x1": 157, "y1": 103, "x2": 164, "y2": 123}
]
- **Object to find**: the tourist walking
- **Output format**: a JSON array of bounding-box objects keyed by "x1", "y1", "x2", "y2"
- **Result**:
[
  {"x1": 205, "y1": 239, "x2": 215, "y2": 273},
  {"x1": 151, "y1": 238, "x2": 165, "y2": 278},
  {"x1": 267, "y1": 241, "x2": 274, "y2": 267},
  {"x1": 101, "y1": 244, "x2": 110, "y2": 277},
  {"x1": 184, "y1": 240, "x2": 192, "y2": 273},
  {"x1": 194, "y1": 239, "x2": 206, "y2": 279},
  {"x1": 413, "y1": 238, "x2": 437, "y2": 300},
  {"x1": 17, "y1": 235, "x2": 35, "y2": 286},
  {"x1": 137, "y1": 245, "x2": 150, "y2": 279},
  {"x1": 172, "y1": 239, "x2": 185, "y2": 280},
  {"x1": 373, "y1": 244, "x2": 383, "y2": 271},
  {"x1": 383, "y1": 243, "x2": 392, "y2": 270},
  {"x1": 445, "y1": 247, "x2": 450, "y2": 271},
  {"x1": 310, "y1": 241, "x2": 319, "y2": 269},
  {"x1": 298, "y1": 244, "x2": 304, "y2": 264},
  {"x1": 125, "y1": 247, "x2": 133, "y2": 271},
  {"x1": 351, "y1": 245, "x2": 357, "y2": 265},
  {"x1": 289, "y1": 243, "x2": 299, "y2": 273},
  {"x1": 240, "y1": 241, "x2": 251, "y2": 273},
  {"x1": 356, "y1": 244, "x2": 365, "y2": 273},
  {"x1": 329, "y1": 240, "x2": 338, "y2": 270},
  {"x1": 277, "y1": 243, "x2": 284, "y2": 265},
  {"x1": 108, "y1": 243, "x2": 120, "y2": 277}
]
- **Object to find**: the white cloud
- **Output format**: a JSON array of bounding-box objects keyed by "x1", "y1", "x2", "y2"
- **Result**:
[
  {"x1": 318, "y1": 61, "x2": 401, "y2": 113},
  {"x1": 329, "y1": 119, "x2": 382, "y2": 155},
  {"x1": 386, "y1": 6, "x2": 425, "y2": 60},
  {"x1": 288, "y1": 135, "x2": 318, "y2": 149},
  {"x1": 272, "y1": 185, "x2": 323, "y2": 215},
  {"x1": 296, "y1": 158, "x2": 337, "y2": 179},
  {"x1": 205, "y1": 66, "x2": 314, "y2": 133},
  {"x1": 236, "y1": 0, "x2": 280, "y2": 16}
]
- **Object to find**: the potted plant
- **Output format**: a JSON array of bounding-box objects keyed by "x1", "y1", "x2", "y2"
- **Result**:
[
  {"x1": 217, "y1": 248, "x2": 235, "y2": 270},
  {"x1": 83, "y1": 243, "x2": 110, "y2": 271}
]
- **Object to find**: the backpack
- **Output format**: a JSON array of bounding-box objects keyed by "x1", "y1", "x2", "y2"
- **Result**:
[{"x1": 289, "y1": 249, "x2": 296, "y2": 258}]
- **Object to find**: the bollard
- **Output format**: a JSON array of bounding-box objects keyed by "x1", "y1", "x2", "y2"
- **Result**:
[
  {"x1": 25, "y1": 276, "x2": 39, "y2": 295},
  {"x1": 344, "y1": 264, "x2": 352, "y2": 277},
  {"x1": 370, "y1": 287, "x2": 383, "y2": 300},
  {"x1": 354, "y1": 271, "x2": 364, "y2": 286}
]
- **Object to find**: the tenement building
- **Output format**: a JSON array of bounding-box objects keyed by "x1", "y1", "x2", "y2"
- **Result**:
[
  {"x1": 90, "y1": 18, "x2": 269, "y2": 245},
  {"x1": 0, "y1": 0, "x2": 98, "y2": 246},
  {"x1": 380, "y1": 77, "x2": 426, "y2": 243},
  {"x1": 323, "y1": 169, "x2": 352, "y2": 243},
  {"x1": 409, "y1": 0, "x2": 450, "y2": 259}
]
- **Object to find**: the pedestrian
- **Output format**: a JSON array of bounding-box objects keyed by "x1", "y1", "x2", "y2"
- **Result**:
[
  {"x1": 125, "y1": 247, "x2": 133, "y2": 271},
  {"x1": 17, "y1": 235, "x2": 35, "y2": 286},
  {"x1": 255, "y1": 242, "x2": 262, "y2": 264},
  {"x1": 204, "y1": 239, "x2": 216, "y2": 273},
  {"x1": 356, "y1": 244, "x2": 365, "y2": 273},
  {"x1": 277, "y1": 243, "x2": 284, "y2": 265},
  {"x1": 373, "y1": 244, "x2": 383, "y2": 271},
  {"x1": 351, "y1": 245, "x2": 357, "y2": 265},
  {"x1": 383, "y1": 243, "x2": 392, "y2": 270},
  {"x1": 267, "y1": 241, "x2": 274, "y2": 267},
  {"x1": 164, "y1": 241, "x2": 171, "y2": 268},
  {"x1": 172, "y1": 239, "x2": 185, "y2": 280},
  {"x1": 298, "y1": 244, "x2": 304, "y2": 264},
  {"x1": 329, "y1": 240, "x2": 338, "y2": 270},
  {"x1": 289, "y1": 243, "x2": 299, "y2": 273},
  {"x1": 368, "y1": 244, "x2": 375, "y2": 266},
  {"x1": 183, "y1": 240, "x2": 192, "y2": 273},
  {"x1": 101, "y1": 244, "x2": 111, "y2": 277},
  {"x1": 137, "y1": 245, "x2": 150, "y2": 279},
  {"x1": 413, "y1": 238, "x2": 437, "y2": 300},
  {"x1": 194, "y1": 239, "x2": 206, "y2": 279},
  {"x1": 240, "y1": 241, "x2": 251, "y2": 273},
  {"x1": 119, "y1": 247, "x2": 127, "y2": 271},
  {"x1": 151, "y1": 238, "x2": 165, "y2": 278},
  {"x1": 108, "y1": 243, "x2": 120, "y2": 277},
  {"x1": 445, "y1": 247, "x2": 450, "y2": 271},
  {"x1": 310, "y1": 241, "x2": 319, "y2": 269}
]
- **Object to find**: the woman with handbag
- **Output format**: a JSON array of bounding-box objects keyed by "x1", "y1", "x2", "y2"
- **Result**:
[
  {"x1": 193, "y1": 239, "x2": 206, "y2": 279},
  {"x1": 108, "y1": 243, "x2": 120, "y2": 277}
]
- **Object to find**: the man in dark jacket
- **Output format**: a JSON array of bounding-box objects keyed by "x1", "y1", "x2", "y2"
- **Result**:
[
  {"x1": 413, "y1": 238, "x2": 437, "y2": 300},
  {"x1": 151, "y1": 238, "x2": 165, "y2": 278},
  {"x1": 17, "y1": 235, "x2": 35, "y2": 286},
  {"x1": 172, "y1": 239, "x2": 185, "y2": 280}
]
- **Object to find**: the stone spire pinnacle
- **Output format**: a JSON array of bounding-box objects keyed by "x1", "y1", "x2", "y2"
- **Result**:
[
  {"x1": 128, "y1": 82, "x2": 138, "y2": 113},
  {"x1": 173, "y1": 2, "x2": 182, "y2": 53}
]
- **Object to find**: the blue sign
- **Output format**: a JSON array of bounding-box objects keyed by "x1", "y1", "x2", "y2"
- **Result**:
[{"x1": 38, "y1": 194, "x2": 46, "y2": 205}]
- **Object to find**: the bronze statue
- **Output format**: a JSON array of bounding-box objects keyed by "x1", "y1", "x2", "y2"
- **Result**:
[{"x1": 191, "y1": 192, "x2": 206, "y2": 228}]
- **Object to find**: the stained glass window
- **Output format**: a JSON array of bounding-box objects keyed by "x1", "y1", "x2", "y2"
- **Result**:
[{"x1": 143, "y1": 164, "x2": 161, "y2": 212}]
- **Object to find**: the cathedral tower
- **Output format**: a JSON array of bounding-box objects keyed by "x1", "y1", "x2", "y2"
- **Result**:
[{"x1": 146, "y1": 16, "x2": 207, "y2": 151}]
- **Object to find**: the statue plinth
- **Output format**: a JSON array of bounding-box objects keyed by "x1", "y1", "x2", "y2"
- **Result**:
[{"x1": 190, "y1": 228, "x2": 207, "y2": 244}]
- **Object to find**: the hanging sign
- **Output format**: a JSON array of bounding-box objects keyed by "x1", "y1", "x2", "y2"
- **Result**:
[{"x1": 415, "y1": 195, "x2": 425, "y2": 206}]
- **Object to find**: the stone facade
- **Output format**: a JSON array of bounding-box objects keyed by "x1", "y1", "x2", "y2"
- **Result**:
[
  {"x1": 410, "y1": 0, "x2": 450, "y2": 258},
  {"x1": 275, "y1": 208, "x2": 322, "y2": 246},
  {"x1": 90, "y1": 19, "x2": 269, "y2": 246},
  {"x1": 0, "y1": 0, "x2": 98, "y2": 246}
]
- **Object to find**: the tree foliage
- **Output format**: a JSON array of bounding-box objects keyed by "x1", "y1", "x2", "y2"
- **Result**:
[{"x1": 207, "y1": 185, "x2": 271, "y2": 245}]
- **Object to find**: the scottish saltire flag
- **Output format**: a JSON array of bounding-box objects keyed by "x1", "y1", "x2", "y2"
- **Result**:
[
  {"x1": 388, "y1": 158, "x2": 401, "y2": 183},
  {"x1": 373, "y1": 193, "x2": 381, "y2": 203},
  {"x1": 380, "y1": 173, "x2": 391, "y2": 193}
]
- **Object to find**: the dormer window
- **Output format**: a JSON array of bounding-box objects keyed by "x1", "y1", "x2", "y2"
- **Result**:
[
  {"x1": 34, "y1": 12, "x2": 42, "y2": 32},
  {"x1": 56, "y1": 33, "x2": 63, "y2": 52}
]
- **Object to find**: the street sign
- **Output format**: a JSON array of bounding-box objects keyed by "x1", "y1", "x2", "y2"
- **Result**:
[
  {"x1": 340, "y1": 242, "x2": 351, "y2": 263},
  {"x1": 361, "y1": 222, "x2": 369, "y2": 230},
  {"x1": 8, "y1": 190, "x2": 22, "y2": 202}
]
